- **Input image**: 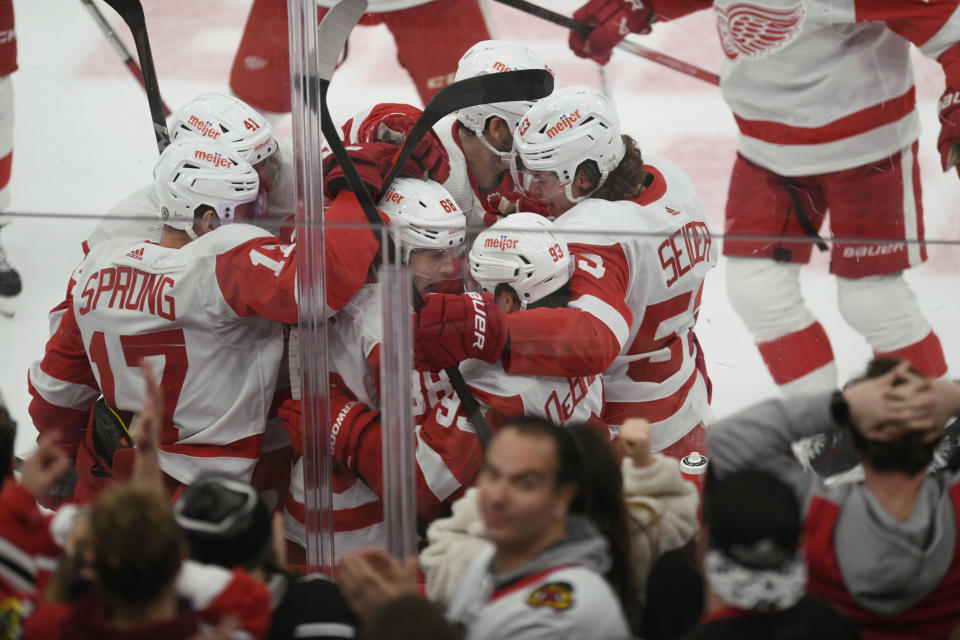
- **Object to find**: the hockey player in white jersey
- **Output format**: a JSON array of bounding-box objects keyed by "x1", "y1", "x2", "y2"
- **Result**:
[
  {"x1": 28, "y1": 138, "x2": 306, "y2": 500},
  {"x1": 568, "y1": 0, "x2": 956, "y2": 393},
  {"x1": 339, "y1": 40, "x2": 556, "y2": 231},
  {"x1": 282, "y1": 176, "x2": 469, "y2": 556},
  {"x1": 283, "y1": 210, "x2": 606, "y2": 559},
  {"x1": 84, "y1": 93, "x2": 295, "y2": 254},
  {"x1": 414, "y1": 86, "x2": 716, "y2": 459}
]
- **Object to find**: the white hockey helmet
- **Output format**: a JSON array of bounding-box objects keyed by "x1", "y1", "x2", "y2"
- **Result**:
[
  {"x1": 511, "y1": 85, "x2": 625, "y2": 204},
  {"x1": 378, "y1": 177, "x2": 467, "y2": 262},
  {"x1": 470, "y1": 212, "x2": 574, "y2": 308},
  {"x1": 455, "y1": 40, "x2": 554, "y2": 160},
  {"x1": 170, "y1": 93, "x2": 278, "y2": 165},
  {"x1": 154, "y1": 138, "x2": 260, "y2": 235}
]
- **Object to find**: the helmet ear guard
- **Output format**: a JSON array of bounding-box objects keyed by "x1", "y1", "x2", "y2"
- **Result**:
[
  {"x1": 512, "y1": 86, "x2": 625, "y2": 203},
  {"x1": 469, "y1": 212, "x2": 574, "y2": 308}
]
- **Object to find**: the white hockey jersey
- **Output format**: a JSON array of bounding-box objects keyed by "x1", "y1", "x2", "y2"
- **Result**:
[
  {"x1": 29, "y1": 224, "x2": 299, "y2": 484},
  {"x1": 708, "y1": 0, "x2": 960, "y2": 175},
  {"x1": 505, "y1": 157, "x2": 715, "y2": 450},
  {"x1": 446, "y1": 534, "x2": 631, "y2": 640}
]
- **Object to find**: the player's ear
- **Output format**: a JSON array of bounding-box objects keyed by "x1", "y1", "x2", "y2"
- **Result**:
[
  {"x1": 572, "y1": 167, "x2": 595, "y2": 197},
  {"x1": 486, "y1": 116, "x2": 512, "y2": 150},
  {"x1": 198, "y1": 209, "x2": 221, "y2": 235},
  {"x1": 494, "y1": 288, "x2": 521, "y2": 314}
]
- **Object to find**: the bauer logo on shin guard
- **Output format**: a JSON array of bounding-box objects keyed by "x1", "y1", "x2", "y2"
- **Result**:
[
  {"x1": 194, "y1": 149, "x2": 234, "y2": 169},
  {"x1": 468, "y1": 292, "x2": 487, "y2": 350}
]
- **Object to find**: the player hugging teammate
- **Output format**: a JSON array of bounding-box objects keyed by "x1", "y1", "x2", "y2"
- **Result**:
[{"x1": 26, "y1": 38, "x2": 718, "y2": 559}]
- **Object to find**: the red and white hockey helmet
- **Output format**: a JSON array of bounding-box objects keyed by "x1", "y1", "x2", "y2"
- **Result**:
[
  {"x1": 455, "y1": 40, "x2": 554, "y2": 160},
  {"x1": 511, "y1": 86, "x2": 625, "y2": 204},
  {"x1": 170, "y1": 93, "x2": 278, "y2": 165},
  {"x1": 154, "y1": 138, "x2": 259, "y2": 234},
  {"x1": 470, "y1": 212, "x2": 574, "y2": 308},
  {"x1": 378, "y1": 177, "x2": 467, "y2": 262}
]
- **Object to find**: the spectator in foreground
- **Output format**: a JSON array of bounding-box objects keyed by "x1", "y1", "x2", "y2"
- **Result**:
[
  {"x1": 685, "y1": 469, "x2": 860, "y2": 639},
  {"x1": 13, "y1": 363, "x2": 273, "y2": 639},
  {"x1": 338, "y1": 416, "x2": 632, "y2": 639},
  {"x1": 421, "y1": 417, "x2": 698, "y2": 628},
  {"x1": 709, "y1": 358, "x2": 960, "y2": 640},
  {"x1": 443, "y1": 415, "x2": 631, "y2": 638},
  {"x1": 175, "y1": 473, "x2": 359, "y2": 640}
]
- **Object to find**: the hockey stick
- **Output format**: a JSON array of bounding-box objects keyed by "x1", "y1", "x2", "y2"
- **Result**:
[
  {"x1": 99, "y1": 0, "x2": 170, "y2": 151},
  {"x1": 80, "y1": 0, "x2": 171, "y2": 117},
  {"x1": 493, "y1": 0, "x2": 720, "y2": 86},
  {"x1": 319, "y1": 2, "x2": 553, "y2": 447},
  {"x1": 379, "y1": 69, "x2": 554, "y2": 194}
]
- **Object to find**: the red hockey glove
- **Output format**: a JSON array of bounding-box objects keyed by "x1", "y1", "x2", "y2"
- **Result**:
[
  {"x1": 329, "y1": 383, "x2": 379, "y2": 468},
  {"x1": 413, "y1": 292, "x2": 508, "y2": 371},
  {"x1": 938, "y1": 86, "x2": 960, "y2": 177},
  {"x1": 278, "y1": 398, "x2": 303, "y2": 456},
  {"x1": 350, "y1": 103, "x2": 451, "y2": 184},
  {"x1": 322, "y1": 141, "x2": 430, "y2": 201},
  {"x1": 570, "y1": 0, "x2": 656, "y2": 65}
]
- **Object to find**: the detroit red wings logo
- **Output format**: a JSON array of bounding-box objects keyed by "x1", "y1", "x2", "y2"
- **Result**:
[{"x1": 715, "y1": 3, "x2": 806, "y2": 61}]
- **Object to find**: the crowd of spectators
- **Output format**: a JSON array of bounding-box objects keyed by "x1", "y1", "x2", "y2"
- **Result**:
[{"x1": 2, "y1": 357, "x2": 960, "y2": 638}]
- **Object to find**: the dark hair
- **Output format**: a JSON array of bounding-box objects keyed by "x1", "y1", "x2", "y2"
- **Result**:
[
  {"x1": 578, "y1": 135, "x2": 652, "y2": 201},
  {"x1": 496, "y1": 417, "x2": 639, "y2": 630},
  {"x1": 359, "y1": 595, "x2": 458, "y2": 640},
  {"x1": 90, "y1": 484, "x2": 183, "y2": 606},
  {"x1": 847, "y1": 357, "x2": 941, "y2": 475},
  {"x1": 566, "y1": 423, "x2": 640, "y2": 631},
  {"x1": 0, "y1": 402, "x2": 15, "y2": 481},
  {"x1": 493, "y1": 283, "x2": 571, "y2": 310},
  {"x1": 498, "y1": 415, "x2": 580, "y2": 489}
]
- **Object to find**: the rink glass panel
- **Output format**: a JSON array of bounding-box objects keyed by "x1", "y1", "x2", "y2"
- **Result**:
[{"x1": 3, "y1": 0, "x2": 959, "y2": 570}]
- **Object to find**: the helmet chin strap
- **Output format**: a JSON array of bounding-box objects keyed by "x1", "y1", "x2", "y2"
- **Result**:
[
  {"x1": 477, "y1": 129, "x2": 511, "y2": 165},
  {"x1": 185, "y1": 224, "x2": 199, "y2": 241}
]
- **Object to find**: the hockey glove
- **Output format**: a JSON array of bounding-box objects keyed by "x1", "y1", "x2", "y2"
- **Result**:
[
  {"x1": 413, "y1": 292, "x2": 508, "y2": 371},
  {"x1": 349, "y1": 102, "x2": 451, "y2": 184},
  {"x1": 278, "y1": 391, "x2": 379, "y2": 468},
  {"x1": 938, "y1": 86, "x2": 960, "y2": 176},
  {"x1": 322, "y1": 141, "x2": 430, "y2": 201},
  {"x1": 278, "y1": 398, "x2": 303, "y2": 456},
  {"x1": 570, "y1": 0, "x2": 656, "y2": 65}
]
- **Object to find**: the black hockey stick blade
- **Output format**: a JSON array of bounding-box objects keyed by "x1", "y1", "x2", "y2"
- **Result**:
[
  {"x1": 81, "y1": 0, "x2": 172, "y2": 116},
  {"x1": 100, "y1": 0, "x2": 170, "y2": 151},
  {"x1": 317, "y1": 0, "x2": 493, "y2": 445},
  {"x1": 381, "y1": 69, "x2": 554, "y2": 193}
]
